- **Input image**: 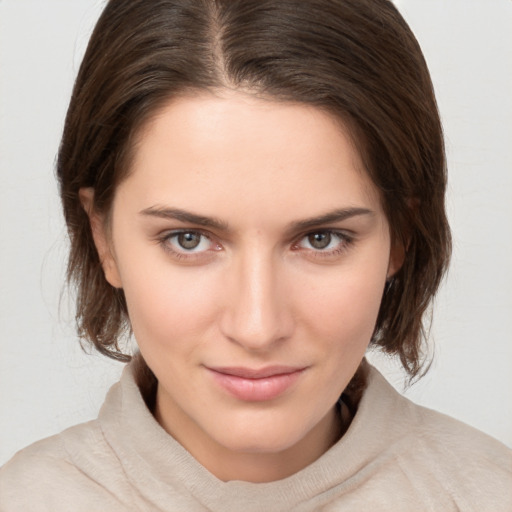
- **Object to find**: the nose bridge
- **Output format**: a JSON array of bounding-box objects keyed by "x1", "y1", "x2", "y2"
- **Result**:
[{"x1": 221, "y1": 243, "x2": 292, "y2": 350}]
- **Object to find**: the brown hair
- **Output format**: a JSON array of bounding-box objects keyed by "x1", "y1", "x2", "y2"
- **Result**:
[{"x1": 57, "y1": 0, "x2": 451, "y2": 378}]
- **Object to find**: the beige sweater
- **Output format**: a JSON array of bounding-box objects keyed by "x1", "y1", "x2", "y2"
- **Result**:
[{"x1": 1, "y1": 362, "x2": 511, "y2": 511}]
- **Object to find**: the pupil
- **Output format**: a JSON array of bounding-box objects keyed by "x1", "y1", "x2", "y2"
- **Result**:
[
  {"x1": 178, "y1": 232, "x2": 200, "y2": 249},
  {"x1": 309, "y1": 232, "x2": 331, "y2": 249}
]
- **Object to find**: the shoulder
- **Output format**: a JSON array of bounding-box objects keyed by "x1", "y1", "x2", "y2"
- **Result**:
[
  {"x1": 361, "y1": 365, "x2": 512, "y2": 509},
  {"x1": 404, "y1": 404, "x2": 512, "y2": 510},
  {"x1": 390, "y1": 378, "x2": 512, "y2": 470},
  {"x1": 411, "y1": 400, "x2": 511, "y2": 485},
  {"x1": 410, "y1": 398, "x2": 511, "y2": 465},
  {"x1": 0, "y1": 420, "x2": 134, "y2": 512}
]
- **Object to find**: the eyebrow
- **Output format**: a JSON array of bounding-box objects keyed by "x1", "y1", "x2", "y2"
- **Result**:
[
  {"x1": 140, "y1": 205, "x2": 374, "y2": 234},
  {"x1": 286, "y1": 207, "x2": 374, "y2": 234},
  {"x1": 139, "y1": 206, "x2": 229, "y2": 231}
]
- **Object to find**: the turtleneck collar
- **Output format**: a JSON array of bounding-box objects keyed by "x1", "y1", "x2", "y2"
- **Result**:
[{"x1": 97, "y1": 358, "x2": 396, "y2": 512}]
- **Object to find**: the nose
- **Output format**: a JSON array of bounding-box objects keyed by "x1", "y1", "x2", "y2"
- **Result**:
[{"x1": 219, "y1": 248, "x2": 294, "y2": 352}]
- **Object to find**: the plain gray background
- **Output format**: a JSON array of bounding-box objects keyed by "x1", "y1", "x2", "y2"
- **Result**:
[{"x1": 1, "y1": 0, "x2": 511, "y2": 465}]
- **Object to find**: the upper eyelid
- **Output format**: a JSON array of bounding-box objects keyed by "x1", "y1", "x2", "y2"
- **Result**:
[
  {"x1": 293, "y1": 228, "x2": 353, "y2": 243},
  {"x1": 161, "y1": 228, "x2": 214, "y2": 240},
  {"x1": 157, "y1": 229, "x2": 215, "y2": 247},
  {"x1": 303, "y1": 228, "x2": 350, "y2": 235}
]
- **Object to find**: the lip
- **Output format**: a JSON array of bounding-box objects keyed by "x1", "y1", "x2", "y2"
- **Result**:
[{"x1": 206, "y1": 365, "x2": 306, "y2": 402}]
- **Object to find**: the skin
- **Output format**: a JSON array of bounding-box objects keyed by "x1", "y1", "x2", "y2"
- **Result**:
[{"x1": 82, "y1": 90, "x2": 403, "y2": 483}]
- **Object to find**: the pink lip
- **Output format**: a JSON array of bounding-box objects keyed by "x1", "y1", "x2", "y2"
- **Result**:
[{"x1": 206, "y1": 365, "x2": 306, "y2": 402}]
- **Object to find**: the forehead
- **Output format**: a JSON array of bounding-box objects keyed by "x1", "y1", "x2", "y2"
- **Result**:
[{"x1": 117, "y1": 91, "x2": 383, "y2": 223}]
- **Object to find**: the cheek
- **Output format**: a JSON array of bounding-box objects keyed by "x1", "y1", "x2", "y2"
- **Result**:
[
  {"x1": 297, "y1": 260, "x2": 387, "y2": 349},
  {"x1": 118, "y1": 256, "x2": 223, "y2": 351}
]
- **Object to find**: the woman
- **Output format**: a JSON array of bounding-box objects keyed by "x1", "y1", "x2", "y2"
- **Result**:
[{"x1": 1, "y1": 0, "x2": 511, "y2": 510}]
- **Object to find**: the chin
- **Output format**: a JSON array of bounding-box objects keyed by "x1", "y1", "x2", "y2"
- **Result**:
[{"x1": 209, "y1": 412, "x2": 314, "y2": 455}]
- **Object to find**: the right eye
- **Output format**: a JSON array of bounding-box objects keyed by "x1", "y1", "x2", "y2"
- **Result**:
[
  {"x1": 161, "y1": 230, "x2": 221, "y2": 258},
  {"x1": 172, "y1": 232, "x2": 208, "y2": 251}
]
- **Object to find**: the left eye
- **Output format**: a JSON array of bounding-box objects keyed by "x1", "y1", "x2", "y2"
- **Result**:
[
  {"x1": 166, "y1": 231, "x2": 212, "y2": 253},
  {"x1": 297, "y1": 231, "x2": 346, "y2": 251}
]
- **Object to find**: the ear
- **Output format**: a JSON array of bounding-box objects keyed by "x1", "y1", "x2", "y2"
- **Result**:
[
  {"x1": 387, "y1": 198, "x2": 417, "y2": 279},
  {"x1": 79, "y1": 187, "x2": 123, "y2": 288},
  {"x1": 387, "y1": 240, "x2": 406, "y2": 279}
]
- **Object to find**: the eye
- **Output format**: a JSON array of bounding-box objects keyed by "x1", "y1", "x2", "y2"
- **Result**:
[
  {"x1": 297, "y1": 231, "x2": 347, "y2": 251},
  {"x1": 294, "y1": 229, "x2": 352, "y2": 258},
  {"x1": 306, "y1": 232, "x2": 334, "y2": 250},
  {"x1": 164, "y1": 230, "x2": 217, "y2": 254}
]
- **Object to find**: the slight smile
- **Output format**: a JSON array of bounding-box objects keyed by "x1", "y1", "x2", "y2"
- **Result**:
[{"x1": 205, "y1": 366, "x2": 308, "y2": 402}]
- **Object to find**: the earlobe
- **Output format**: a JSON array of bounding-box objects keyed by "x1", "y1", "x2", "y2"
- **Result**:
[{"x1": 79, "y1": 187, "x2": 123, "y2": 289}]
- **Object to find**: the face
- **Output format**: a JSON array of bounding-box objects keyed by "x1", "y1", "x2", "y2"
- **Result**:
[{"x1": 85, "y1": 91, "x2": 401, "y2": 482}]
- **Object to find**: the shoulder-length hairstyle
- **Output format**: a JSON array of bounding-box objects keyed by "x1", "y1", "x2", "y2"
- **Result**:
[{"x1": 57, "y1": 0, "x2": 451, "y2": 380}]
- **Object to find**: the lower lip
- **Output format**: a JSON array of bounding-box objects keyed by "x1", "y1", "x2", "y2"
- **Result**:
[{"x1": 208, "y1": 369, "x2": 305, "y2": 402}]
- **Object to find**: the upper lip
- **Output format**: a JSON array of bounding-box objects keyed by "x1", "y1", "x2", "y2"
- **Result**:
[{"x1": 206, "y1": 365, "x2": 306, "y2": 379}]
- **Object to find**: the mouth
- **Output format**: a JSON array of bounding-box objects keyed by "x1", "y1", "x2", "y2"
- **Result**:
[{"x1": 205, "y1": 365, "x2": 307, "y2": 402}]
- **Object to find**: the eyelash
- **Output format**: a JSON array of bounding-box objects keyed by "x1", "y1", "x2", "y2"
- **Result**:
[{"x1": 157, "y1": 229, "x2": 354, "y2": 261}]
